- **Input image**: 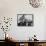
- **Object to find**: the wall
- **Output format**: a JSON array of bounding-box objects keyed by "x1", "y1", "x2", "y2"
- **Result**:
[{"x1": 0, "y1": 0, "x2": 46, "y2": 40}]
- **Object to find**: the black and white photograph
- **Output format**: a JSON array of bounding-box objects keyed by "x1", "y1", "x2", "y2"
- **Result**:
[{"x1": 17, "y1": 14, "x2": 34, "y2": 26}]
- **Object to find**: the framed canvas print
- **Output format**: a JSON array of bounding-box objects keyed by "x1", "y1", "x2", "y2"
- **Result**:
[{"x1": 17, "y1": 14, "x2": 34, "y2": 26}]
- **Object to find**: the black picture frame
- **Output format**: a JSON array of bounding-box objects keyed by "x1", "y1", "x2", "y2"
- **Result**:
[{"x1": 17, "y1": 14, "x2": 34, "y2": 26}]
